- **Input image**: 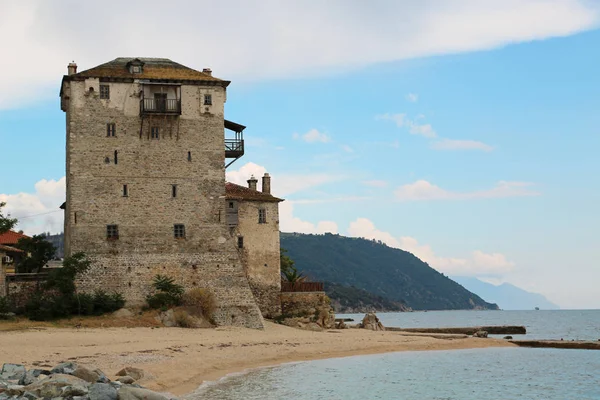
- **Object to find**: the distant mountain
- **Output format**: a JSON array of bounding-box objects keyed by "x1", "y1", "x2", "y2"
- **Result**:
[
  {"x1": 325, "y1": 282, "x2": 411, "y2": 314},
  {"x1": 451, "y1": 276, "x2": 560, "y2": 310},
  {"x1": 280, "y1": 232, "x2": 499, "y2": 311}
]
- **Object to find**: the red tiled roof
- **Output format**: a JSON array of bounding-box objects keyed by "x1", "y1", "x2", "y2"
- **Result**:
[
  {"x1": 225, "y1": 182, "x2": 283, "y2": 202},
  {"x1": 0, "y1": 244, "x2": 24, "y2": 253},
  {"x1": 66, "y1": 58, "x2": 229, "y2": 86},
  {"x1": 0, "y1": 230, "x2": 30, "y2": 245}
]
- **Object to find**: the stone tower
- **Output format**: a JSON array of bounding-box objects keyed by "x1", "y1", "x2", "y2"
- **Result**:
[{"x1": 59, "y1": 58, "x2": 263, "y2": 328}]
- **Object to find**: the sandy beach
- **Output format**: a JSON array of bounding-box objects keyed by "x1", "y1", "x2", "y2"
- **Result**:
[{"x1": 0, "y1": 321, "x2": 515, "y2": 396}]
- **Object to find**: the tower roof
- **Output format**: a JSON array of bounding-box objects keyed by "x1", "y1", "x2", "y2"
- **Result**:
[{"x1": 63, "y1": 57, "x2": 229, "y2": 86}]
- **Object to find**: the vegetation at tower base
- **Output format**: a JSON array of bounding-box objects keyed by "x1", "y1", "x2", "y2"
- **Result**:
[
  {"x1": 280, "y1": 232, "x2": 499, "y2": 311},
  {"x1": 15, "y1": 235, "x2": 56, "y2": 273}
]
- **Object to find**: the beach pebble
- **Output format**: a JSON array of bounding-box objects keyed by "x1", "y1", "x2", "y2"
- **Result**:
[
  {"x1": 51, "y1": 362, "x2": 78, "y2": 375},
  {"x1": 116, "y1": 367, "x2": 146, "y2": 381},
  {"x1": 116, "y1": 376, "x2": 135, "y2": 384},
  {"x1": 72, "y1": 365, "x2": 106, "y2": 384},
  {"x1": 89, "y1": 383, "x2": 117, "y2": 400}
]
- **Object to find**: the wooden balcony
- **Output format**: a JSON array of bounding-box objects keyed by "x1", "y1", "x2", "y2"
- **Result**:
[
  {"x1": 225, "y1": 139, "x2": 244, "y2": 158},
  {"x1": 140, "y1": 98, "x2": 181, "y2": 115}
]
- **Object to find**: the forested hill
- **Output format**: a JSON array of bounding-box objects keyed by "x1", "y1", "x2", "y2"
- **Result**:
[{"x1": 280, "y1": 232, "x2": 498, "y2": 311}]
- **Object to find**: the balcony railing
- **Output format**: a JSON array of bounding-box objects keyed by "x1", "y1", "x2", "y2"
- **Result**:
[
  {"x1": 281, "y1": 281, "x2": 325, "y2": 293},
  {"x1": 140, "y1": 98, "x2": 181, "y2": 115},
  {"x1": 225, "y1": 139, "x2": 244, "y2": 158}
]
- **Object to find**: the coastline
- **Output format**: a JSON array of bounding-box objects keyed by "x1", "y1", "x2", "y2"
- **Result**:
[{"x1": 0, "y1": 321, "x2": 515, "y2": 397}]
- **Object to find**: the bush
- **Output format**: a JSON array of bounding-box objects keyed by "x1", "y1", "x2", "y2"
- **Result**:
[
  {"x1": 182, "y1": 288, "x2": 217, "y2": 321},
  {"x1": 0, "y1": 296, "x2": 14, "y2": 319},
  {"x1": 146, "y1": 275, "x2": 184, "y2": 310},
  {"x1": 173, "y1": 310, "x2": 195, "y2": 328}
]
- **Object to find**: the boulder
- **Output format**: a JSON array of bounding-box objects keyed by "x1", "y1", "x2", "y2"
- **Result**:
[
  {"x1": 116, "y1": 376, "x2": 135, "y2": 384},
  {"x1": 117, "y1": 386, "x2": 169, "y2": 400},
  {"x1": 19, "y1": 369, "x2": 51, "y2": 386},
  {"x1": 473, "y1": 330, "x2": 488, "y2": 338},
  {"x1": 360, "y1": 313, "x2": 385, "y2": 331},
  {"x1": 335, "y1": 320, "x2": 347, "y2": 329},
  {"x1": 504, "y1": 336, "x2": 513, "y2": 340},
  {"x1": 112, "y1": 308, "x2": 134, "y2": 318},
  {"x1": 24, "y1": 373, "x2": 90, "y2": 398},
  {"x1": 156, "y1": 309, "x2": 176, "y2": 327},
  {"x1": 62, "y1": 384, "x2": 89, "y2": 397},
  {"x1": 0, "y1": 364, "x2": 27, "y2": 381},
  {"x1": 51, "y1": 362, "x2": 78, "y2": 375},
  {"x1": 5, "y1": 384, "x2": 25, "y2": 397},
  {"x1": 115, "y1": 367, "x2": 146, "y2": 382},
  {"x1": 21, "y1": 391, "x2": 40, "y2": 400},
  {"x1": 89, "y1": 383, "x2": 117, "y2": 400},
  {"x1": 73, "y1": 365, "x2": 107, "y2": 384}
]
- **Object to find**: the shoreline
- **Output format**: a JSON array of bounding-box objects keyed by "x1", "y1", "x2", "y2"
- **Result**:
[{"x1": 0, "y1": 321, "x2": 515, "y2": 397}]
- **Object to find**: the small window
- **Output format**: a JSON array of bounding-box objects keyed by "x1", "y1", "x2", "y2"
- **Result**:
[
  {"x1": 107, "y1": 123, "x2": 116, "y2": 137},
  {"x1": 74, "y1": 212, "x2": 78, "y2": 224},
  {"x1": 172, "y1": 185, "x2": 177, "y2": 198},
  {"x1": 237, "y1": 236, "x2": 244, "y2": 249},
  {"x1": 114, "y1": 150, "x2": 118, "y2": 164},
  {"x1": 131, "y1": 65, "x2": 142, "y2": 74},
  {"x1": 174, "y1": 224, "x2": 186, "y2": 239},
  {"x1": 229, "y1": 202, "x2": 234, "y2": 209},
  {"x1": 258, "y1": 208, "x2": 267, "y2": 224},
  {"x1": 100, "y1": 84, "x2": 110, "y2": 99},
  {"x1": 123, "y1": 184, "x2": 128, "y2": 197},
  {"x1": 187, "y1": 151, "x2": 192, "y2": 161},
  {"x1": 151, "y1": 127, "x2": 159, "y2": 139},
  {"x1": 107, "y1": 224, "x2": 119, "y2": 239},
  {"x1": 204, "y1": 94, "x2": 212, "y2": 105}
]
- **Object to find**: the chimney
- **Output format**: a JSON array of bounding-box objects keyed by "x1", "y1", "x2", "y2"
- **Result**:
[
  {"x1": 67, "y1": 61, "x2": 77, "y2": 76},
  {"x1": 247, "y1": 175, "x2": 258, "y2": 191},
  {"x1": 262, "y1": 173, "x2": 271, "y2": 194},
  {"x1": 202, "y1": 68, "x2": 212, "y2": 76}
]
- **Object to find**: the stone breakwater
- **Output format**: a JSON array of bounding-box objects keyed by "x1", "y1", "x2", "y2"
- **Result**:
[{"x1": 0, "y1": 362, "x2": 174, "y2": 400}]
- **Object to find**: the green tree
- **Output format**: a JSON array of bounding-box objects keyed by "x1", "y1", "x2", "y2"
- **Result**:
[
  {"x1": 15, "y1": 235, "x2": 56, "y2": 273},
  {"x1": 280, "y1": 248, "x2": 305, "y2": 283},
  {"x1": 0, "y1": 202, "x2": 17, "y2": 234}
]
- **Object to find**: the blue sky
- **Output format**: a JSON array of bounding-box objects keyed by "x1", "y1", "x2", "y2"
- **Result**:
[{"x1": 1, "y1": 0, "x2": 599, "y2": 308}]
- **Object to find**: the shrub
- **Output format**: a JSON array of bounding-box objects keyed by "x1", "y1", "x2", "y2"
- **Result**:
[
  {"x1": 146, "y1": 275, "x2": 183, "y2": 309},
  {"x1": 75, "y1": 293, "x2": 95, "y2": 316},
  {"x1": 182, "y1": 288, "x2": 217, "y2": 321},
  {"x1": 173, "y1": 310, "x2": 195, "y2": 328},
  {"x1": 0, "y1": 296, "x2": 14, "y2": 319}
]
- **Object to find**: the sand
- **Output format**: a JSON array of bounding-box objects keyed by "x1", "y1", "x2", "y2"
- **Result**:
[{"x1": 0, "y1": 322, "x2": 515, "y2": 396}]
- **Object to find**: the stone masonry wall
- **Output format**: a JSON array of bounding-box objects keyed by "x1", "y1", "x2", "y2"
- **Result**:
[
  {"x1": 62, "y1": 76, "x2": 264, "y2": 329},
  {"x1": 280, "y1": 291, "x2": 335, "y2": 328},
  {"x1": 232, "y1": 200, "x2": 281, "y2": 318},
  {"x1": 0, "y1": 254, "x2": 6, "y2": 297},
  {"x1": 6, "y1": 277, "x2": 45, "y2": 309}
]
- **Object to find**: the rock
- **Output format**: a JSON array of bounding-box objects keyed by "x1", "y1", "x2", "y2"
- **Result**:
[
  {"x1": 5, "y1": 384, "x2": 25, "y2": 396},
  {"x1": 72, "y1": 365, "x2": 106, "y2": 384},
  {"x1": 0, "y1": 364, "x2": 27, "y2": 381},
  {"x1": 115, "y1": 367, "x2": 145, "y2": 382},
  {"x1": 51, "y1": 362, "x2": 78, "y2": 375},
  {"x1": 21, "y1": 391, "x2": 40, "y2": 400},
  {"x1": 62, "y1": 384, "x2": 89, "y2": 397},
  {"x1": 335, "y1": 320, "x2": 347, "y2": 329},
  {"x1": 156, "y1": 310, "x2": 176, "y2": 327},
  {"x1": 19, "y1": 369, "x2": 51, "y2": 386},
  {"x1": 116, "y1": 376, "x2": 135, "y2": 385},
  {"x1": 504, "y1": 336, "x2": 513, "y2": 340},
  {"x1": 305, "y1": 322, "x2": 323, "y2": 332},
  {"x1": 360, "y1": 313, "x2": 385, "y2": 331},
  {"x1": 24, "y1": 373, "x2": 90, "y2": 398},
  {"x1": 117, "y1": 386, "x2": 169, "y2": 400},
  {"x1": 89, "y1": 383, "x2": 117, "y2": 400},
  {"x1": 473, "y1": 330, "x2": 488, "y2": 338},
  {"x1": 112, "y1": 308, "x2": 134, "y2": 318}
]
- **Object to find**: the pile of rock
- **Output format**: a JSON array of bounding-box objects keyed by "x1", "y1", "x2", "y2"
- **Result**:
[
  {"x1": 0, "y1": 362, "x2": 173, "y2": 400},
  {"x1": 359, "y1": 313, "x2": 385, "y2": 331}
]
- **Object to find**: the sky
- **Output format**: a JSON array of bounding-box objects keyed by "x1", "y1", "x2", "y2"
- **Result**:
[{"x1": 1, "y1": 0, "x2": 599, "y2": 309}]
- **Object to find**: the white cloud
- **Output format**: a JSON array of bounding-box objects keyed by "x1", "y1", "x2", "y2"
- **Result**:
[
  {"x1": 0, "y1": 177, "x2": 65, "y2": 235},
  {"x1": 375, "y1": 113, "x2": 407, "y2": 128},
  {"x1": 279, "y1": 202, "x2": 338, "y2": 234},
  {"x1": 406, "y1": 93, "x2": 419, "y2": 102},
  {"x1": 431, "y1": 139, "x2": 494, "y2": 152},
  {"x1": 362, "y1": 180, "x2": 388, "y2": 188},
  {"x1": 341, "y1": 145, "x2": 354, "y2": 153},
  {"x1": 293, "y1": 129, "x2": 331, "y2": 143},
  {"x1": 394, "y1": 180, "x2": 540, "y2": 201},
  {"x1": 3, "y1": 0, "x2": 598, "y2": 108},
  {"x1": 376, "y1": 113, "x2": 437, "y2": 138},
  {"x1": 409, "y1": 123, "x2": 437, "y2": 138},
  {"x1": 347, "y1": 217, "x2": 514, "y2": 276}
]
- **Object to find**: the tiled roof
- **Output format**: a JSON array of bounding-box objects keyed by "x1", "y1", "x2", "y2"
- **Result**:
[
  {"x1": 0, "y1": 244, "x2": 24, "y2": 253},
  {"x1": 0, "y1": 230, "x2": 29, "y2": 245},
  {"x1": 225, "y1": 183, "x2": 283, "y2": 202},
  {"x1": 66, "y1": 58, "x2": 229, "y2": 86}
]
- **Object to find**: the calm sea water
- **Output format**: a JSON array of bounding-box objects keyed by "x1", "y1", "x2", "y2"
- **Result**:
[{"x1": 190, "y1": 310, "x2": 600, "y2": 400}]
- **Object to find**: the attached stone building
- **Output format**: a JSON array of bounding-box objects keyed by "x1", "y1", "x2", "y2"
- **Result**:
[
  {"x1": 225, "y1": 174, "x2": 283, "y2": 318},
  {"x1": 59, "y1": 57, "x2": 279, "y2": 328}
]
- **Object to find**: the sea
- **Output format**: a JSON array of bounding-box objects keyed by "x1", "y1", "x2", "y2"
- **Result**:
[{"x1": 188, "y1": 310, "x2": 600, "y2": 400}]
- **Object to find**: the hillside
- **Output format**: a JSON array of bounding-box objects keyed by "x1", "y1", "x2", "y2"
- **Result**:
[
  {"x1": 451, "y1": 276, "x2": 559, "y2": 310},
  {"x1": 280, "y1": 232, "x2": 498, "y2": 311},
  {"x1": 325, "y1": 282, "x2": 411, "y2": 314}
]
